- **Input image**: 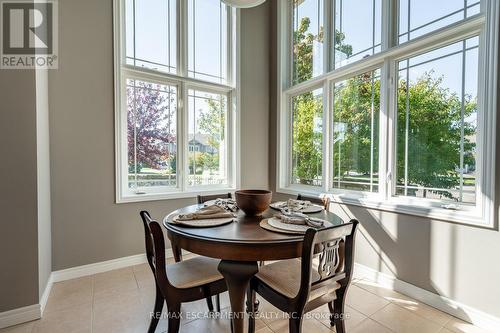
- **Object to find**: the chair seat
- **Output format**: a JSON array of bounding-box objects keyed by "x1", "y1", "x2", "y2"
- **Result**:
[
  {"x1": 167, "y1": 256, "x2": 223, "y2": 289},
  {"x1": 256, "y1": 259, "x2": 341, "y2": 299}
]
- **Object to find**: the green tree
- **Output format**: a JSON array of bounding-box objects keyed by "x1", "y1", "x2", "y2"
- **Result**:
[
  {"x1": 332, "y1": 72, "x2": 380, "y2": 183},
  {"x1": 396, "y1": 73, "x2": 476, "y2": 199},
  {"x1": 198, "y1": 97, "x2": 225, "y2": 150},
  {"x1": 191, "y1": 95, "x2": 225, "y2": 175}
]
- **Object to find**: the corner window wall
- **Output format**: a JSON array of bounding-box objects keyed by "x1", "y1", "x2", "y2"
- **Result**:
[
  {"x1": 277, "y1": 0, "x2": 499, "y2": 226},
  {"x1": 115, "y1": 0, "x2": 238, "y2": 202}
]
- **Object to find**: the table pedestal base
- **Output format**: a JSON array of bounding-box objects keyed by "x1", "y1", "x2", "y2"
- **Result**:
[{"x1": 218, "y1": 260, "x2": 259, "y2": 333}]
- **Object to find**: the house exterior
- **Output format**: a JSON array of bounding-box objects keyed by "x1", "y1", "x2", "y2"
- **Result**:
[{"x1": 188, "y1": 134, "x2": 217, "y2": 154}]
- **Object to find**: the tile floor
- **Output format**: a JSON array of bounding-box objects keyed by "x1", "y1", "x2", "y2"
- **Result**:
[{"x1": 1, "y1": 256, "x2": 495, "y2": 333}]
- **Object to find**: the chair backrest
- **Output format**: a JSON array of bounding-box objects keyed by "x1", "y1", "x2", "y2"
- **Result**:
[
  {"x1": 296, "y1": 194, "x2": 331, "y2": 210},
  {"x1": 197, "y1": 192, "x2": 232, "y2": 204},
  {"x1": 139, "y1": 211, "x2": 169, "y2": 288},
  {"x1": 297, "y1": 220, "x2": 359, "y2": 303}
]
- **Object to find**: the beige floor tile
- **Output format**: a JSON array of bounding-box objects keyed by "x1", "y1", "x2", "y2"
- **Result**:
[
  {"x1": 0, "y1": 321, "x2": 35, "y2": 333},
  {"x1": 346, "y1": 284, "x2": 390, "y2": 316},
  {"x1": 133, "y1": 266, "x2": 156, "y2": 291},
  {"x1": 32, "y1": 302, "x2": 91, "y2": 333},
  {"x1": 445, "y1": 317, "x2": 495, "y2": 333},
  {"x1": 440, "y1": 328, "x2": 457, "y2": 333},
  {"x1": 350, "y1": 318, "x2": 394, "y2": 333},
  {"x1": 93, "y1": 288, "x2": 150, "y2": 333},
  {"x1": 179, "y1": 317, "x2": 232, "y2": 333},
  {"x1": 310, "y1": 303, "x2": 367, "y2": 331},
  {"x1": 175, "y1": 312, "x2": 264, "y2": 333},
  {"x1": 355, "y1": 280, "x2": 452, "y2": 326},
  {"x1": 44, "y1": 276, "x2": 93, "y2": 313},
  {"x1": 267, "y1": 316, "x2": 334, "y2": 333},
  {"x1": 7, "y1": 267, "x2": 492, "y2": 333},
  {"x1": 391, "y1": 297, "x2": 452, "y2": 326},
  {"x1": 93, "y1": 267, "x2": 138, "y2": 299},
  {"x1": 256, "y1": 327, "x2": 274, "y2": 333},
  {"x1": 371, "y1": 303, "x2": 443, "y2": 333}
]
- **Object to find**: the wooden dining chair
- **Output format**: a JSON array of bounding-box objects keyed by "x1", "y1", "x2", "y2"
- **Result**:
[
  {"x1": 140, "y1": 211, "x2": 228, "y2": 333},
  {"x1": 247, "y1": 220, "x2": 359, "y2": 333},
  {"x1": 197, "y1": 192, "x2": 232, "y2": 204},
  {"x1": 296, "y1": 193, "x2": 331, "y2": 210}
]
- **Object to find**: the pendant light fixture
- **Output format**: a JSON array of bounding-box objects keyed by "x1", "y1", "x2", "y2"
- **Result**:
[{"x1": 221, "y1": 0, "x2": 266, "y2": 9}]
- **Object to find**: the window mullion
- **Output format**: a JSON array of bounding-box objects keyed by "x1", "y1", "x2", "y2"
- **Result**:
[
  {"x1": 322, "y1": 79, "x2": 331, "y2": 193},
  {"x1": 323, "y1": 0, "x2": 331, "y2": 74},
  {"x1": 179, "y1": 81, "x2": 188, "y2": 192},
  {"x1": 378, "y1": 0, "x2": 397, "y2": 200},
  {"x1": 178, "y1": 0, "x2": 187, "y2": 77}
]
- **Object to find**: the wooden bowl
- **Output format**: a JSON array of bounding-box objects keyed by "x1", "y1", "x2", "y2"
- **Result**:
[{"x1": 235, "y1": 190, "x2": 272, "y2": 216}]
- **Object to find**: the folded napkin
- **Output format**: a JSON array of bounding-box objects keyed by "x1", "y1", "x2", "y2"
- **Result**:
[
  {"x1": 276, "y1": 210, "x2": 325, "y2": 228},
  {"x1": 287, "y1": 199, "x2": 313, "y2": 212},
  {"x1": 176, "y1": 205, "x2": 235, "y2": 221},
  {"x1": 213, "y1": 198, "x2": 239, "y2": 212}
]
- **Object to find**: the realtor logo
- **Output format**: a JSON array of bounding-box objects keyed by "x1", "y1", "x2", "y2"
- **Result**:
[{"x1": 1, "y1": 0, "x2": 58, "y2": 68}]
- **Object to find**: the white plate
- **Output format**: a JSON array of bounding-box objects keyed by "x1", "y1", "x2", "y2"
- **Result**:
[
  {"x1": 270, "y1": 202, "x2": 323, "y2": 213},
  {"x1": 170, "y1": 215, "x2": 234, "y2": 227},
  {"x1": 260, "y1": 219, "x2": 305, "y2": 235},
  {"x1": 267, "y1": 217, "x2": 310, "y2": 233}
]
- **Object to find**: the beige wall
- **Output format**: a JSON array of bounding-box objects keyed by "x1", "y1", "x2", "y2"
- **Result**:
[
  {"x1": 269, "y1": 0, "x2": 500, "y2": 320},
  {"x1": 49, "y1": 0, "x2": 270, "y2": 270},
  {"x1": 0, "y1": 70, "x2": 39, "y2": 311}
]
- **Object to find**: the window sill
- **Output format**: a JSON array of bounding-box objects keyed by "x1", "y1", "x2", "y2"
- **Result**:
[
  {"x1": 276, "y1": 186, "x2": 489, "y2": 227},
  {"x1": 116, "y1": 187, "x2": 236, "y2": 204}
]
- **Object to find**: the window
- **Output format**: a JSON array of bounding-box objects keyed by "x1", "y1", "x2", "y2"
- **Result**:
[
  {"x1": 332, "y1": 69, "x2": 380, "y2": 192},
  {"x1": 334, "y1": 0, "x2": 382, "y2": 68},
  {"x1": 115, "y1": 0, "x2": 238, "y2": 202},
  {"x1": 277, "y1": 0, "x2": 499, "y2": 226},
  {"x1": 127, "y1": 79, "x2": 178, "y2": 190},
  {"x1": 188, "y1": 0, "x2": 228, "y2": 83},
  {"x1": 292, "y1": 0, "x2": 324, "y2": 84},
  {"x1": 396, "y1": 38, "x2": 479, "y2": 204},
  {"x1": 187, "y1": 89, "x2": 228, "y2": 186},
  {"x1": 291, "y1": 88, "x2": 324, "y2": 186}
]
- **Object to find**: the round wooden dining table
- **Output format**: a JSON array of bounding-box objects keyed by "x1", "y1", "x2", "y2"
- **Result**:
[{"x1": 163, "y1": 204, "x2": 344, "y2": 333}]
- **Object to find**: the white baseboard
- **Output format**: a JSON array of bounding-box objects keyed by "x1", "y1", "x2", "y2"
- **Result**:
[
  {"x1": 39, "y1": 274, "x2": 54, "y2": 316},
  {"x1": 0, "y1": 304, "x2": 40, "y2": 329},
  {"x1": 0, "y1": 274, "x2": 55, "y2": 329},
  {"x1": 51, "y1": 253, "x2": 148, "y2": 283},
  {"x1": 51, "y1": 250, "x2": 176, "y2": 283},
  {"x1": 354, "y1": 263, "x2": 500, "y2": 332}
]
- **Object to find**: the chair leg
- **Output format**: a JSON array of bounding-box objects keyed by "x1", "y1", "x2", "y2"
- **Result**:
[
  {"x1": 148, "y1": 285, "x2": 164, "y2": 333},
  {"x1": 332, "y1": 287, "x2": 347, "y2": 333},
  {"x1": 206, "y1": 295, "x2": 214, "y2": 312},
  {"x1": 327, "y1": 301, "x2": 335, "y2": 327},
  {"x1": 167, "y1": 302, "x2": 181, "y2": 333},
  {"x1": 289, "y1": 316, "x2": 303, "y2": 333},
  {"x1": 215, "y1": 294, "x2": 221, "y2": 312},
  {"x1": 246, "y1": 288, "x2": 256, "y2": 333}
]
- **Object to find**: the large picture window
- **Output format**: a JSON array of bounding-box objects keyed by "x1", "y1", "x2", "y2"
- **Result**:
[
  {"x1": 277, "y1": 0, "x2": 498, "y2": 226},
  {"x1": 115, "y1": 0, "x2": 238, "y2": 202}
]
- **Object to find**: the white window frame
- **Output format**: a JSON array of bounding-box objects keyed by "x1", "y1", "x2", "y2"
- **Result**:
[
  {"x1": 113, "y1": 0, "x2": 241, "y2": 203},
  {"x1": 276, "y1": 0, "x2": 499, "y2": 226}
]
